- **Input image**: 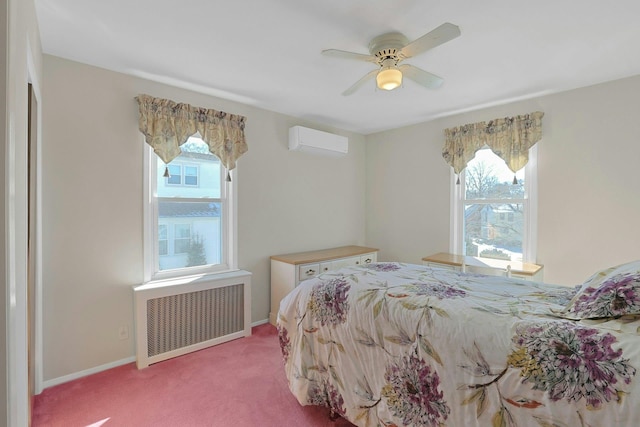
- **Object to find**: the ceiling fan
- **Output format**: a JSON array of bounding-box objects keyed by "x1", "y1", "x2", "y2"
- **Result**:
[{"x1": 322, "y1": 23, "x2": 461, "y2": 96}]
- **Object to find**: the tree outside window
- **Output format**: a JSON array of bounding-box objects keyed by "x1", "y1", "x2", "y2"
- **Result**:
[{"x1": 462, "y1": 148, "x2": 526, "y2": 262}]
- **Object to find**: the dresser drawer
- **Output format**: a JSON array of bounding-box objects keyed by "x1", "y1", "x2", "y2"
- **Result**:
[
  {"x1": 360, "y1": 253, "x2": 377, "y2": 265},
  {"x1": 298, "y1": 263, "x2": 320, "y2": 283},
  {"x1": 320, "y1": 252, "x2": 378, "y2": 272},
  {"x1": 321, "y1": 257, "x2": 354, "y2": 272},
  {"x1": 331, "y1": 256, "x2": 361, "y2": 270}
]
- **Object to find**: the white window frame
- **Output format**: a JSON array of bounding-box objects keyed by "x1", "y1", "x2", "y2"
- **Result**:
[
  {"x1": 143, "y1": 139, "x2": 238, "y2": 283},
  {"x1": 450, "y1": 145, "x2": 538, "y2": 263}
]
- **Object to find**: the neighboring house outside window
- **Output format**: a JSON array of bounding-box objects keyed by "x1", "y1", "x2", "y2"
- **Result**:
[
  {"x1": 144, "y1": 136, "x2": 235, "y2": 280},
  {"x1": 166, "y1": 164, "x2": 200, "y2": 187},
  {"x1": 451, "y1": 146, "x2": 537, "y2": 263},
  {"x1": 158, "y1": 224, "x2": 168, "y2": 256}
]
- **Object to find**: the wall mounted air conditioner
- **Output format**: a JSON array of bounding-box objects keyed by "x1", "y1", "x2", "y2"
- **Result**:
[{"x1": 288, "y1": 126, "x2": 348, "y2": 156}]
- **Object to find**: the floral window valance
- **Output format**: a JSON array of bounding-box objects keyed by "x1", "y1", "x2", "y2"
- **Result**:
[
  {"x1": 442, "y1": 111, "x2": 544, "y2": 183},
  {"x1": 135, "y1": 94, "x2": 248, "y2": 181}
]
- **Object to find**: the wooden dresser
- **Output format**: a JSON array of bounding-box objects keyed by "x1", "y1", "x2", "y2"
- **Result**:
[{"x1": 269, "y1": 245, "x2": 378, "y2": 325}]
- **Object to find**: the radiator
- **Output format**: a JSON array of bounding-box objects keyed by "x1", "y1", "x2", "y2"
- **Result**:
[{"x1": 133, "y1": 270, "x2": 252, "y2": 369}]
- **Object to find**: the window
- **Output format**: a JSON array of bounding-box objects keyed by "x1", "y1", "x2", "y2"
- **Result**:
[
  {"x1": 451, "y1": 146, "x2": 537, "y2": 263},
  {"x1": 167, "y1": 165, "x2": 182, "y2": 185},
  {"x1": 144, "y1": 136, "x2": 236, "y2": 280},
  {"x1": 158, "y1": 224, "x2": 168, "y2": 256},
  {"x1": 166, "y1": 164, "x2": 199, "y2": 187},
  {"x1": 184, "y1": 166, "x2": 198, "y2": 186},
  {"x1": 174, "y1": 224, "x2": 191, "y2": 254}
]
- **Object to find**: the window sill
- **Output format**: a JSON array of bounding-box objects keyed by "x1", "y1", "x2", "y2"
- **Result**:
[{"x1": 136, "y1": 269, "x2": 251, "y2": 293}]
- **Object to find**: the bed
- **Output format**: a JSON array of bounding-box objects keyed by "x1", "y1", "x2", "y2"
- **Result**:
[{"x1": 276, "y1": 261, "x2": 640, "y2": 427}]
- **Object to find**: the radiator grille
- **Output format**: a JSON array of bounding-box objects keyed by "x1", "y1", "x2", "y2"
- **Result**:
[{"x1": 146, "y1": 284, "x2": 244, "y2": 357}]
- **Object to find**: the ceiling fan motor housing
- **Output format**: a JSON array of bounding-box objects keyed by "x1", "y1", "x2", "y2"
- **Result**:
[{"x1": 369, "y1": 32, "x2": 409, "y2": 65}]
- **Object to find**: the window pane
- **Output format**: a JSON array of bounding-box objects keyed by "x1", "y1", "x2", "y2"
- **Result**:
[
  {"x1": 157, "y1": 138, "x2": 220, "y2": 198},
  {"x1": 175, "y1": 224, "x2": 191, "y2": 239},
  {"x1": 158, "y1": 224, "x2": 168, "y2": 256},
  {"x1": 158, "y1": 240, "x2": 168, "y2": 256},
  {"x1": 167, "y1": 165, "x2": 182, "y2": 185},
  {"x1": 184, "y1": 166, "x2": 198, "y2": 186},
  {"x1": 465, "y1": 149, "x2": 524, "y2": 200},
  {"x1": 174, "y1": 224, "x2": 191, "y2": 254},
  {"x1": 158, "y1": 224, "x2": 167, "y2": 240},
  {"x1": 157, "y1": 201, "x2": 222, "y2": 271},
  {"x1": 464, "y1": 203, "x2": 523, "y2": 262},
  {"x1": 174, "y1": 238, "x2": 190, "y2": 254}
]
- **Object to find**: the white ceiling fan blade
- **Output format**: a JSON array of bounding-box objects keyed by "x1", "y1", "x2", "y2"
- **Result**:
[
  {"x1": 322, "y1": 49, "x2": 377, "y2": 63},
  {"x1": 399, "y1": 64, "x2": 444, "y2": 89},
  {"x1": 342, "y1": 69, "x2": 378, "y2": 96},
  {"x1": 400, "y1": 23, "x2": 461, "y2": 58}
]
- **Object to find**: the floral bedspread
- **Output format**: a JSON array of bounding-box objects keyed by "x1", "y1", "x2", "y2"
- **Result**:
[{"x1": 277, "y1": 262, "x2": 640, "y2": 427}]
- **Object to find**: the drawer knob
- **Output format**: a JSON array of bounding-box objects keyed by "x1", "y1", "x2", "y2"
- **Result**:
[
  {"x1": 356, "y1": 261, "x2": 360, "y2": 265},
  {"x1": 306, "y1": 269, "x2": 316, "y2": 275},
  {"x1": 364, "y1": 258, "x2": 372, "y2": 263}
]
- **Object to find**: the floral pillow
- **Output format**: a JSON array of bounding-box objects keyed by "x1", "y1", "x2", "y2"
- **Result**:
[{"x1": 562, "y1": 260, "x2": 640, "y2": 320}]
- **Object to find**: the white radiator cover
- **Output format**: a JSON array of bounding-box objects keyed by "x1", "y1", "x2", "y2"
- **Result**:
[{"x1": 133, "y1": 270, "x2": 252, "y2": 369}]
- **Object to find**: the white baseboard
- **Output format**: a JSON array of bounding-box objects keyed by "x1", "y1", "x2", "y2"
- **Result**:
[
  {"x1": 41, "y1": 319, "x2": 270, "y2": 392},
  {"x1": 41, "y1": 356, "x2": 136, "y2": 391},
  {"x1": 251, "y1": 318, "x2": 269, "y2": 327}
]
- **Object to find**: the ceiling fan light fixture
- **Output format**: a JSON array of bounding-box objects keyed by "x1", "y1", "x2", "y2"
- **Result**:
[{"x1": 376, "y1": 67, "x2": 402, "y2": 91}]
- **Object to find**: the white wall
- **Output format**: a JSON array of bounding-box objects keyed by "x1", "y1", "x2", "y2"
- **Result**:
[
  {"x1": 366, "y1": 122, "x2": 451, "y2": 264},
  {"x1": 3, "y1": 0, "x2": 43, "y2": 423},
  {"x1": 41, "y1": 55, "x2": 367, "y2": 382},
  {"x1": 366, "y1": 74, "x2": 640, "y2": 286}
]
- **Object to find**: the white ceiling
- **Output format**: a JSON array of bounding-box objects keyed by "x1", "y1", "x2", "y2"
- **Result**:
[{"x1": 34, "y1": 0, "x2": 640, "y2": 135}]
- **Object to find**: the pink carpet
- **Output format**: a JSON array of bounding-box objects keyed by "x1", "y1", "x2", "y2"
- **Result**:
[{"x1": 33, "y1": 324, "x2": 355, "y2": 426}]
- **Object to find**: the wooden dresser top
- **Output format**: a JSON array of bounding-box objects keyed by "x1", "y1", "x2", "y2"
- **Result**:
[{"x1": 271, "y1": 245, "x2": 378, "y2": 265}]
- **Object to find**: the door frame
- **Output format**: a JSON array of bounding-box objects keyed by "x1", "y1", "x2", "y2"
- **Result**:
[{"x1": 27, "y1": 41, "x2": 43, "y2": 397}]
